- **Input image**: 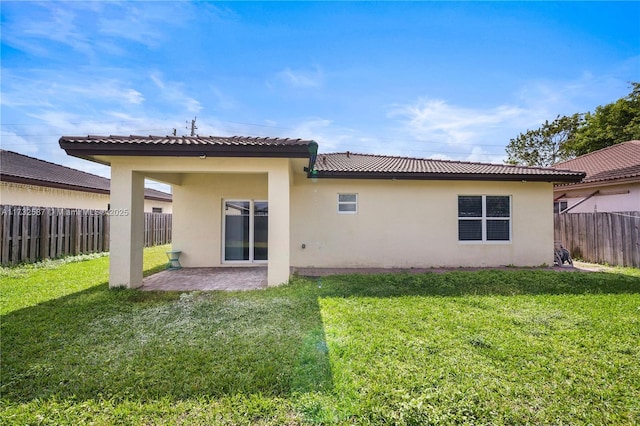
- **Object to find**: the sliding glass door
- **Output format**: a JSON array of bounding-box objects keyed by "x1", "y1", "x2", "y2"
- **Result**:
[{"x1": 223, "y1": 200, "x2": 268, "y2": 262}]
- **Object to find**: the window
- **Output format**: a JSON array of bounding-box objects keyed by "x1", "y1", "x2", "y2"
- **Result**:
[
  {"x1": 458, "y1": 195, "x2": 511, "y2": 242},
  {"x1": 338, "y1": 193, "x2": 358, "y2": 214},
  {"x1": 554, "y1": 200, "x2": 567, "y2": 214},
  {"x1": 152, "y1": 207, "x2": 163, "y2": 213}
]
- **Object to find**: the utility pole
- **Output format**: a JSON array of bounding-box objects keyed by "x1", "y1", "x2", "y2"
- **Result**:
[{"x1": 186, "y1": 117, "x2": 197, "y2": 136}]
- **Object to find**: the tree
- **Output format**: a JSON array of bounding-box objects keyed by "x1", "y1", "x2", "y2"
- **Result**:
[
  {"x1": 505, "y1": 114, "x2": 583, "y2": 167},
  {"x1": 564, "y1": 82, "x2": 640, "y2": 156}
]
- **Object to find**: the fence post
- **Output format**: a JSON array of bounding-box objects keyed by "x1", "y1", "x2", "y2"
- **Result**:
[{"x1": 2, "y1": 207, "x2": 11, "y2": 265}]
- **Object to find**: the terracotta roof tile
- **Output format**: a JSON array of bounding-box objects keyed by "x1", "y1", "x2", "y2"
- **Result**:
[
  {"x1": 59, "y1": 135, "x2": 316, "y2": 160},
  {"x1": 314, "y1": 152, "x2": 585, "y2": 182},
  {"x1": 57, "y1": 134, "x2": 584, "y2": 182},
  {"x1": 1, "y1": 150, "x2": 172, "y2": 201},
  {"x1": 553, "y1": 140, "x2": 640, "y2": 184},
  {"x1": 60, "y1": 134, "x2": 312, "y2": 147}
]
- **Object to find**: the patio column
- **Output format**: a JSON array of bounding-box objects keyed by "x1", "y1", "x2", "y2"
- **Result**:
[
  {"x1": 109, "y1": 165, "x2": 145, "y2": 288},
  {"x1": 267, "y1": 165, "x2": 290, "y2": 286}
]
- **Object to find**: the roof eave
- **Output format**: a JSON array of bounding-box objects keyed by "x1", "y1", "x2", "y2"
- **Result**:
[
  {"x1": 554, "y1": 175, "x2": 640, "y2": 190},
  {"x1": 312, "y1": 171, "x2": 585, "y2": 182},
  {"x1": 143, "y1": 195, "x2": 173, "y2": 202},
  {"x1": 1, "y1": 174, "x2": 110, "y2": 195}
]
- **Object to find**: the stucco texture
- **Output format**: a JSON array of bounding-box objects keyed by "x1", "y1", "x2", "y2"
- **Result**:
[{"x1": 290, "y1": 176, "x2": 555, "y2": 268}]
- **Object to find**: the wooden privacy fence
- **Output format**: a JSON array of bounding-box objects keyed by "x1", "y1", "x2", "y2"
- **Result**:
[
  {"x1": 554, "y1": 211, "x2": 640, "y2": 268},
  {"x1": 0, "y1": 205, "x2": 172, "y2": 265}
]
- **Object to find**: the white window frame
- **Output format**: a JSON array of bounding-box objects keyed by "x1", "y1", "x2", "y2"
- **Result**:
[
  {"x1": 221, "y1": 199, "x2": 268, "y2": 264},
  {"x1": 554, "y1": 200, "x2": 568, "y2": 214},
  {"x1": 458, "y1": 195, "x2": 511, "y2": 244},
  {"x1": 337, "y1": 193, "x2": 358, "y2": 214}
]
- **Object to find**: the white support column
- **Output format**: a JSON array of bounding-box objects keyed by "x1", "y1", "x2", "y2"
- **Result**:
[
  {"x1": 267, "y1": 165, "x2": 291, "y2": 286},
  {"x1": 109, "y1": 164, "x2": 145, "y2": 288}
]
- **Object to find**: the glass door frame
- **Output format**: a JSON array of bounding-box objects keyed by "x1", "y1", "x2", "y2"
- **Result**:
[{"x1": 221, "y1": 199, "x2": 268, "y2": 264}]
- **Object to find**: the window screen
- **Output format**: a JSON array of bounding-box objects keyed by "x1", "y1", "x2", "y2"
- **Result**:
[
  {"x1": 338, "y1": 193, "x2": 358, "y2": 214},
  {"x1": 458, "y1": 195, "x2": 510, "y2": 242}
]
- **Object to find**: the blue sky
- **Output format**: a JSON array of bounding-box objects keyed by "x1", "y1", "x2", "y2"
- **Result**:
[{"x1": 1, "y1": 1, "x2": 638, "y2": 190}]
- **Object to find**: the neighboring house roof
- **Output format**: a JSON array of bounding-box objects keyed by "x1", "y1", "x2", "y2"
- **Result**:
[
  {"x1": 58, "y1": 135, "x2": 584, "y2": 183},
  {"x1": 553, "y1": 140, "x2": 640, "y2": 186},
  {"x1": 313, "y1": 152, "x2": 585, "y2": 182},
  {"x1": 0, "y1": 150, "x2": 172, "y2": 201},
  {"x1": 59, "y1": 135, "x2": 315, "y2": 160}
]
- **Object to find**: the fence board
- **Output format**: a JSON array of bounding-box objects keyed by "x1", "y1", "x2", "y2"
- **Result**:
[
  {"x1": 555, "y1": 211, "x2": 640, "y2": 268},
  {"x1": 0, "y1": 205, "x2": 172, "y2": 265},
  {"x1": 1, "y1": 208, "x2": 7, "y2": 264},
  {"x1": 11, "y1": 209, "x2": 20, "y2": 264}
]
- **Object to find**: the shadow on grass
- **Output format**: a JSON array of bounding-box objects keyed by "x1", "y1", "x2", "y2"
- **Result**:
[
  {"x1": 311, "y1": 269, "x2": 640, "y2": 298},
  {"x1": 1, "y1": 282, "x2": 333, "y2": 404}
]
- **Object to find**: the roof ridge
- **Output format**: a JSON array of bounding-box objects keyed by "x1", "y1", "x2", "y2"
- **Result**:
[{"x1": 66, "y1": 134, "x2": 310, "y2": 142}]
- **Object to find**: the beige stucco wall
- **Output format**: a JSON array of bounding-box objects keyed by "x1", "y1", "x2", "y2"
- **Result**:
[
  {"x1": 290, "y1": 176, "x2": 555, "y2": 268},
  {"x1": 0, "y1": 181, "x2": 110, "y2": 210},
  {"x1": 556, "y1": 181, "x2": 640, "y2": 213},
  {"x1": 171, "y1": 173, "x2": 267, "y2": 267},
  {"x1": 104, "y1": 154, "x2": 558, "y2": 286},
  {"x1": 147, "y1": 159, "x2": 556, "y2": 269},
  {"x1": 0, "y1": 181, "x2": 172, "y2": 213}
]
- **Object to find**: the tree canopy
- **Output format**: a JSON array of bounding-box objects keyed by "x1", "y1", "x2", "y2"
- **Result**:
[{"x1": 506, "y1": 82, "x2": 640, "y2": 166}]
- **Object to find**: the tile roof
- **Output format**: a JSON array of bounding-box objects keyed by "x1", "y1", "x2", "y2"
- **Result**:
[
  {"x1": 0, "y1": 150, "x2": 172, "y2": 201},
  {"x1": 59, "y1": 135, "x2": 315, "y2": 159},
  {"x1": 56, "y1": 134, "x2": 584, "y2": 182},
  {"x1": 553, "y1": 140, "x2": 640, "y2": 184},
  {"x1": 312, "y1": 152, "x2": 585, "y2": 182}
]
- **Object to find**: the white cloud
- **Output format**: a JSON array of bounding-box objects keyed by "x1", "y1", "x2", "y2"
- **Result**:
[
  {"x1": 516, "y1": 71, "x2": 634, "y2": 117},
  {"x1": 150, "y1": 72, "x2": 202, "y2": 114},
  {"x1": 273, "y1": 66, "x2": 323, "y2": 88},
  {"x1": 1, "y1": 71, "x2": 144, "y2": 109},
  {"x1": 0, "y1": 132, "x2": 40, "y2": 155},
  {"x1": 70, "y1": 81, "x2": 145, "y2": 105},
  {"x1": 209, "y1": 86, "x2": 238, "y2": 110},
  {"x1": 389, "y1": 98, "x2": 529, "y2": 147},
  {"x1": 289, "y1": 118, "x2": 358, "y2": 152}
]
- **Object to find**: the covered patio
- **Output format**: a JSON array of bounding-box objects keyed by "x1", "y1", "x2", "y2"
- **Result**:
[{"x1": 59, "y1": 135, "x2": 317, "y2": 289}]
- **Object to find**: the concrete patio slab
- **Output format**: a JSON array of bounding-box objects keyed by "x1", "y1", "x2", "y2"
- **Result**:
[{"x1": 140, "y1": 267, "x2": 267, "y2": 291}]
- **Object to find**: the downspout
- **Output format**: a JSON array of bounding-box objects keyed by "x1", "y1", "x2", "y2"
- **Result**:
[
  {"x1": 304, "y1": 141, "x2": 319, "y2": 178},
  {"x1": 561, "y1": 190, "x2": 599, "y2": 214}
]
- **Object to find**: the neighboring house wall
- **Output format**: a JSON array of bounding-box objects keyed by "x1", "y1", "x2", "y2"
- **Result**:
[
  {"x1": 143, "y1": 199, "x2": 173, "y2": 214},
  {"x1": 557, "y1": 182, "x2": 640, "y2": 213},
  {"x1": 291, "y1": 176, "x2": 554, "y2": 268},
  {"x1": 0, "y1": 181, "x2": 109, "y2": 210},
  {"x1": 0, "y1": 181, "x2": 172, "y2": 213}
]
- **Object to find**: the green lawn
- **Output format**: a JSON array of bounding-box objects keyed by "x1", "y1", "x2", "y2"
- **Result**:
[{"x1": 1, "y1": 250, "x2": 639, "y2": 425}]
